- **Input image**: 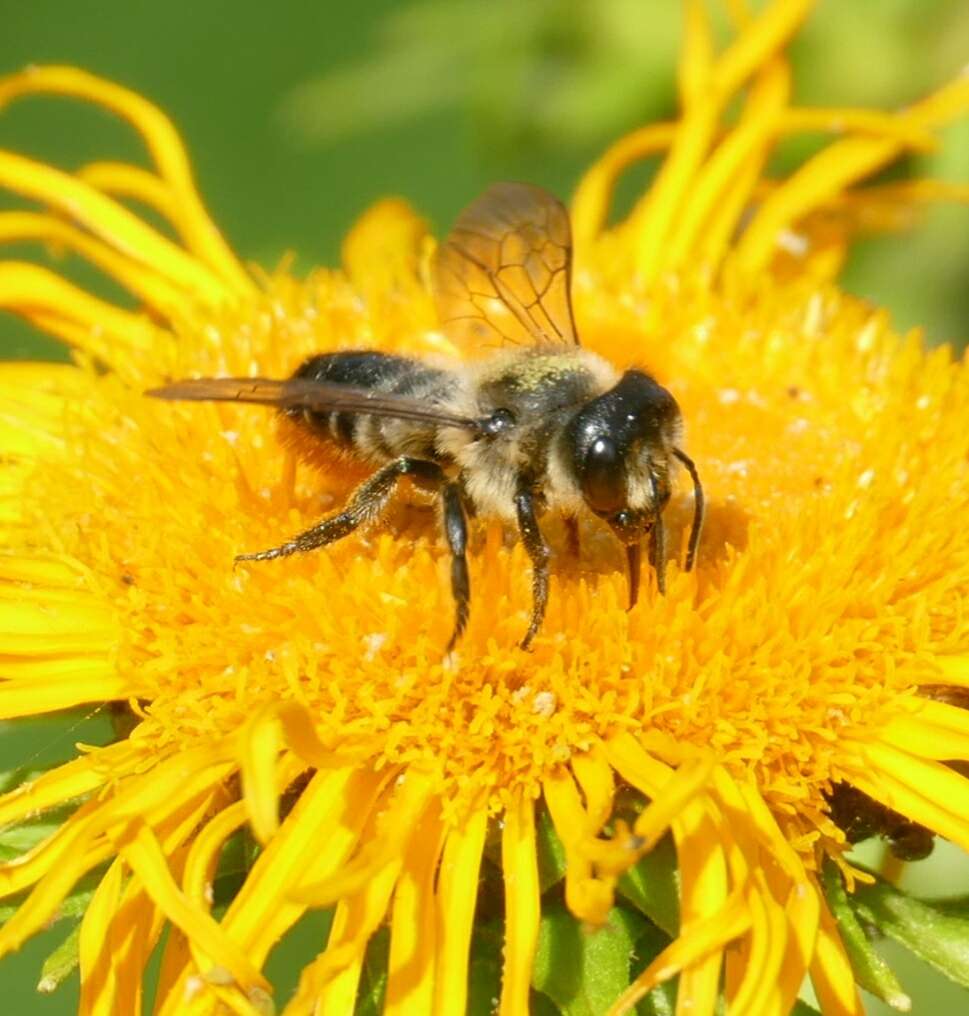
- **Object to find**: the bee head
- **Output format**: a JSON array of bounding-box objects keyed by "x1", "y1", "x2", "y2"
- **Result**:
[{"x1": 567, "y1": 370, "x2": 681, "y2": 543}]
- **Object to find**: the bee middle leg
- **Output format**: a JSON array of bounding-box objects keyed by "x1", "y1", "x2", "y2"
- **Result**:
[
  {"x1": 514, "y1": 485, "x2": 550, "y2": 650},
  {"x1": 236, "y1": 457, "x2": 443, "y2": 562},
  {"x1": 441, "y1": 481, "x2": 470, "y2": 652}
]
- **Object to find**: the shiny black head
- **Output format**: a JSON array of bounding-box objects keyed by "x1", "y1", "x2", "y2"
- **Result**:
[{"x1": 565, "y1": 369, "x2": 703, "y2": 603}]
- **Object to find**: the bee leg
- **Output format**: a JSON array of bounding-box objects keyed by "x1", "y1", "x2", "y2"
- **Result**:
[
  {"x1": 236, "y1": 457, "x2": 442, "y2": 562},
  {"x1": 564, "y1": 515, "x2": 581, "y2": 560},
  {"x1": 514, "y1": 486, "x2": 550, "y2": 650},
  {"x1": 441, "y1": 482, "x2": 470, "y2": 652},
  {"x1": 648, "y1": 513, "x2": 667, "y2": 595}
]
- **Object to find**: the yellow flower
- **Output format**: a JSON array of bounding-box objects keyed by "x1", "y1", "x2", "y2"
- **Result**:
[{"x1": 2, "y1": 2, "x2": 969, "y2": 1014}]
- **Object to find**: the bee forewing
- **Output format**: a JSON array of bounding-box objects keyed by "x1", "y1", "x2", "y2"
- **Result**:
[
  {"x1": 146, "y1": 376, "x2": 481, "y2": 431},
  {"x1": 431, "y1": 182, "x2": 579, "y2": 356},
  {"x1": 146, "y1": 377, "x2": 290, "y2": 403}
]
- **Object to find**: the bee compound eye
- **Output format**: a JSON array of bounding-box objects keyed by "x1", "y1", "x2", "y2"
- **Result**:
[
  {"x1": 483, "y1": 408, "x2": 516, "y2": 435},
  {"x1": 581, "y1": 436, "x2": 626, "y2": 515}
]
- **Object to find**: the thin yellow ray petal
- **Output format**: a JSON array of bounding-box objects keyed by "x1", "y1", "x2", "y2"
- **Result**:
[
  {"x1": 631, "y1": 0, "x2": 814, "y2": 281},
  {"x1": 0, "y1": 669, "x2": 135, "y2": 718},
  {"x1": 288, "y1": 859, "x2": 403, "y2": 1015},
  {"x1": 779, "y1": 108, "x2": 938, "y2": 151},
  {"x1": 666, "y1": 59, "x2": 790, "y2": 272},
  {"x1": 78, "y1": 857, "x2": 124, "y2": 1016},
  {"x1": 0, "y1": 739, "x2": 143, "y2": 827},
  {"x1": 570, "y1": 745, "x2": 614, "y2": 830},
  {"x1": 673, "y1": 802, "x2": 732, "y2": 1016},
  {"x1": 728, "y1": 876, "x2": 788, "y2": 1016},
  {"x1": 277, "y1": 788, "x2": 410, "y2": 1016},
  {"x1": 498, "y1": 791, "x2": 539, "y2": 1016},
  {"x1": 111, "y1": 805, "x2": 208, "y2": 1016},
  {"x1": 112, "y1": 820, "x2": 269, "y2": 993},
  {"x1": 153, "y1": 930, "x2": 192, "y2": 1016},
  {"x1": 607, "y1": 886, "x2": 751, "y2": 1016},
  {"x1": 0, "y1": 360, "x2": 87, "y2": 390},
  {"x1": 620, "y1": 758, "x2": 746, "y2": 1016},
  {"x1": 543, "y1": 768, "x2": 614, "y2": 925},
  {"x1": 933, "y1": 655, "x2": 969, "y2": 687},
  {"x1": 0, "y1": 261, "x2": 157, "y2": 360},
  {"x1": 341, "y1": 197, "x2": 428, "y2": 299},
  {"x1": 0, "y1": 211, "x2": 193, "y2": 317},
  {"x1": 678, "y1": 0, "x2": 714, "y2": 107},
  {"x1": 0, "y1": 655, "x2": 111, "y2": 680},
  {"x1": 432, "y1": 806, "x2": 488, "y2": 1016},
  {"x1": 217, "y1": 766, "x2": 389, "y2": 964},
  {"x1": 293, "y1": 768, "x2": 432, "y2": 907},
  {"x1": 879, "y1": 700, "x2": 969, "y2": 761},
  {"x1": 238, "y1": 703, "x2": 283, "y2": 844},
  {"x1": 0, "y1": 414, "x2": 63, "y2": 455},
  {"x1": 0, "y1": 66, "x2": 253, "y2": 294},
  {"x1": 570, "y1": 123, "x2": 676, "y2": 250},
  {"x1": 0, "y1": 550, "x2": 90, "y2": 587},
  {"x1": 735, "y1": 75, "x2": 969, "y2": 273},
  {"x1": 710, "y1": 0, "x2": 813, "y2": 100},
  {"x1": 384, "y1": 803, "x2": 446, "y2": 1015},
  {"x1": 848, "y1": 742, "x2": 969, "y2": 851},
  {"x1": 0, "y1": 151, "x2": 227, "y2": 304},
  {"x1": 0, "y1": 824, "x2": 114, "y2": 956},
  {"x1": 776, "y1": 879, "x2": 821, "y2": 1016},
  {"x1": 77, "y1": 161, "x2": 179, "y2": 224},
  {"x1": 810, "y1": 893, "x2": 866, "y2": 1016},
  {"x1": 183, "y1": 801, "x2": 248, "y2": 910},
  {"x1": 0, "y1": 754, "x2": 229, "y2": 942},
  {"x1": 600, "y1": 734, "x2": 716, "y2": 876},
  {"x1": 108, "y1": 875, "x2": 162, "y2": 1016},
  {"x1": 0, "y1": 386, "x2": 73, "y2": 438}
]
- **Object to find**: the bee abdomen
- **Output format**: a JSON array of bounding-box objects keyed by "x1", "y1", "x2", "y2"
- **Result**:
[{"x1": 289, "y1": 351, "x2": 455, "y2": 462}]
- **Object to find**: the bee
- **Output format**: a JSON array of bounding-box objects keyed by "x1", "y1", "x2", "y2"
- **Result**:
[{"x1": 148, "y1": 183, "x2": 704, "y2": 650}]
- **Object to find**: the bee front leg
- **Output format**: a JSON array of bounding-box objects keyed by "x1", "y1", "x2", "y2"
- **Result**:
[
  {"x1": 514, "y1": 485, "x2": 550, "y2": 650},
  {"x1": 236, "y1": 457, "x2": 442, "y2": 562},
  {"x1": 441, "y1": 482, "x2": 470, "y2": 652}
]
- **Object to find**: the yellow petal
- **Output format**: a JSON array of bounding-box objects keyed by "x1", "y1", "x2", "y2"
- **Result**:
[
  {"x1": 385, "y1": 803, "x2": 446, "y2": 1015},
  {"x1": 0, "y1": 65, "x2": 253, "y2": 294},
  {"x1": 433, "y1": 807, "x2": 488, "y2": 1016},
  {"x1": 498, "y1": 791, "x2": 540, "y2": 1016}
]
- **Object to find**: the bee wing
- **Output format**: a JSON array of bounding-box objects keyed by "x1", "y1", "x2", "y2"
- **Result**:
[
  {"x1": 146, "y1": 377, "x2": 481, "y2": 431},
  {"x1": 432, "y1": 182, "x2": 579, "y2": 355}
]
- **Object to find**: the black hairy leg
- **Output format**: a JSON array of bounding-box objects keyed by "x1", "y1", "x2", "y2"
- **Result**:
[
  {"x1": 236, "y1": 457, "x2": 443, "y2": 562},
  {"x1": 441, "y1": 481, "x2": 470, "y2": 652},
  {"x1": 514, "y1": 485, "x2": 550, "y2": 650}
]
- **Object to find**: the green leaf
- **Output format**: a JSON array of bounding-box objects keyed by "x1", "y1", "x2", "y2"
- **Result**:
[
  {"x1": 630, "y1": 921, "x2": 675, "y2": 1016},
  {"x1": 850, "y1": 871, "x2": 969, "y2": 992},
  {"x1": 0, "y1": 765, "x2": 54, "y2": 795},
  {"x1": 616, "y1": 832, "x2": 680, "y2": 937},
  {"x1": 355, "y1": 925, "x2": 389, "y2": 1016},
  {"x1": 467, "y1": 916, "x2": 503, "y2": 1016},
  {"x1": 791, "y1": 1001, "x2": 823, "y2": 1016},
  {"x1": 532, "y1": 901, "x2": 648, "y2": 1016},
  {"x1": 536, "y1": 808, "x2": 567, "y2": 893},
  {"x1": 820, "y1": 862, "x2": 911, "y2": 1011},
  {"x1": 37, "y1": 921, "x2": 81, "y2": 993}
]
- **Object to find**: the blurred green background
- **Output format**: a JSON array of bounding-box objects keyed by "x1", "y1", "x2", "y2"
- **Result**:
[{"x1": 1, "y1": 0, "x2": 968, "y2": 1010}]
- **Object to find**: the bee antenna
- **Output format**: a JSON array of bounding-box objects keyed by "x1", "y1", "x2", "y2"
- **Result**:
[{"x1": 672, "y1": 448, "x2": 704, "y2": 572}]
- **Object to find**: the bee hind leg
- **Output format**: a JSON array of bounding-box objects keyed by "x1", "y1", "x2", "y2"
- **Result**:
[
  {"x1": 236, "y1": 457, "x2": 443, "y2": 563},
  {"x1": 514, "y1": 485, "x2": 550, "y2": 650}
]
